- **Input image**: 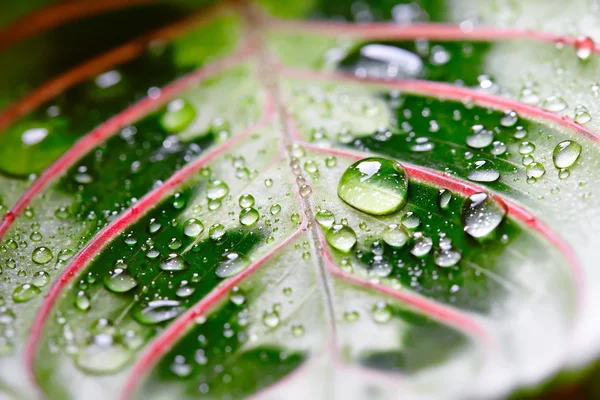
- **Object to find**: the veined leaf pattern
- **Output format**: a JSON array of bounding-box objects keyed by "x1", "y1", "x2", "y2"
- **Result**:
[{"x1": 0, "y1": 1, "x2": 598, "y2": 399}]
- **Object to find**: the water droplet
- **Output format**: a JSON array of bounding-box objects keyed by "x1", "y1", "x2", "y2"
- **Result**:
[
  {"x1": 543, "y1": 95, "x2": 567, "y2": 112},
  {"x1": 262, "y1": 309, "x2": 280, "y2": 328},
  {"x1": 239, "y1": 194, "x2": 255, "y2": 208},
  {"x1": 264, "y1": 178, "x2": 273, "y2": 188},
  {"x1": 338, "y1": 157, "x2": 408, "y2": 215},
  {"x1": 160, "y1": 99, "x2": 196, "y2": 133},
  {"x1": 270, "y1": 204, "x2": 281, "y2": 216},
  {"x1": 468, "y1": 160, "x2": 500, "y2": 182},
  {"x1": 291, "y1": 324, "x2": 305, "y2": 337},
  {"x1": 343, "y1": 310, "x2": 359, "y2": 322},
  {"x1": 12, "y1": 284, "x2": 41, "y2": 303},
  {"x1": 299, "y1": 185, "x2": 312, "y2": 197},
  {"x1": 176, "y1": 282, "x2": 195, "y2": 298},
  {"x1": 559, "y1": 168, "x2": 570, "y2": 179},
  {"x1": 553, "y1": 140, "x2": 582, "y2": 169},
  {"x1": 574, "y1": 105, "x2": 592, "y2": 124},
  {"x1": 76, "y1": 337, "x2": 132, "y2": 374},
  {"x1": 371, "y1": 301, "x2": 392, "y2": 323},
  {"x1": 183, "y1": 218, "x2": 204, "y2": 238},
  {"x1": 466, "y1": 129, "x2": 493, "y2": 149},
  {"x1": 216, "y1": 252, "x2": 249, "y2": 278},
  {"x1": 147, "y1": 219, "x2": 161, "y2": 234},
  {"x1": 291, "y1": 213, "x2": 301, "y2": 224},
  {"x1": 160, "y1": 254, "x2": 187, "y2": 271},
  {"x1": 382, "y1": 224, "x2": 409, "y2": 247},
  {"x1": 316, "y1": 209, "x2": 335, "y2": 228},
  {"x1": 239, "y1": 208, "x2": 259, "y2": 226},
  {"x1": 438, "y1": 189, "x2": 452, "y2": 210},
  {"x1": 462, "y1": 193, "x2": 506, "y2": 239},
  {"x1": 401, "y1": 212, "x2": 421, "y2": 230},
  {"x1": 304, "y1": 161, "x2": 318, "y2": 174},
  {"x1": 209, "y1": 224, "x2": 226, "y2": 241},
  {"x1": 434, "y1": 248, "x2": 462, "y2": 267},
  {"x1": 326, "y1": 224, "x2": 357, "y2": 253},
  {"x1": 75, "y1": 290, "x2": 91, "y2": 310},
  {"x1": 104, "y1": 266, "x2": 138, "y2": 293},
  {"x1": 490, "y1": 141, "x2": 507, "y2": 155},
  {"x1": 519, "y1": 141, "x2": 536, "y2": 155},
  {"x1": 207, "y1": 180, "x2": 229, "y2": 200},
  {"x1": 32, "y1": 271, "x2": 50, "y2": 287},
  {"x1": 32, "y1": 247, "x2": 53, "y2": 264},
  {"x1": 575, "y1": 36, "x2": 595, "y2": 60},
  {"x1": 133, "y1": 300, "x2": 183, "y2": 325},
  {"x1": 325, "y1": 156, "x2": 337, "y2": 168},
  {"x1": 526, "y1": 162, "x2": 546, "y2": 181},
  {"x1": 410, "y1": 235, "x2": 433, "y2": 257},
  {"x1": 500, "y1": 110, "x2": 518, "y2": 127}
]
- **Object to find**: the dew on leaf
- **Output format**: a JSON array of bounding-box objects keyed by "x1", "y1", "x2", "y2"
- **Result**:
[
  {"x1": 133, "y1": 300, "x2": 183, "y2": 325},
  {"x1": 574, "y1": 105, "x2": 592, "y2": 124},
  {"x1": 262, "y1": 309, "x2": 280, "y2": 328},
  {"x1": 325, "y1": 156, "x2": 337, "y2": 168},
  {"x1": 169, "y1": 238, "x2": 183, "y2": 250},
  {"x1": 291, "y1": 213, "x2": 301, "y2": 224},
  {"x1": 264, "y1": 178, "x2": 273, "y2": 187},
  {"x1": 304, "y1": 161, "x2": 318, "y2": 174},
  {"x1": 371, "y1": 301, "x2": 392, "y2": 323},
  {"x1": 316, "y1": 209, "x2": 335, "y2": 228},
  {"x1": 383, "y1": 224, "x2": 409, "y2": 247},
  {"x1": 239, "y1": 208, "x2": 259, "y2": 226},
  {"x1": 183, "y1": 218, "x2": 204, "y2": 238},
  {"x1": 76, "y1": 339, "x2": 132, "y2": 375},
  {"x1": 401, "y1": 212, "x2": 421, "y2": 230},
  {"x1": 160, "y1": 99, "x2": 196, "y2": 133},
  {"x1": 13, "y1": 283, "x2": 41, "y2": 303},
  {"x1": 462, "y1": 192, "x2": 507, "y2": 239},
  {"x1": 500, "y1": 109, "x2": 518, "y2": 127},
  {"x1": 299, "y1": 184, "x2": 312, "y2": 197},
  {"x1": 542, "y1": 95, "x2": 567, "y2": 112},
  {"x1": 338, "y1": 157, "x2": 408, "y2": 216},
  {"x1": 160, "y1": 254, "x2": 187, "y2": 271},
  {"x1": 468, "y1": 160, "x2": 500, "y2": 183},
  {"x1": 519, "y1": 141, "x2": 536, "y2": 155},
  {"x1": 209, "y1": 224, "x2": 226, "y2": 241},
  {"x1": 291, "y1": 324, "x2": 305, "y2": 337},
  {"x1": 553, "y1": 140, "x2": 582, "y2": 169},
  {"x1": 215, "y1": 252, "x2": 250, "y2": 278},
  {"x1": 466, "y1": 129, "x2": 493, "y2": 149},
  {"x1": 490, "y1": 141, "x2": 507, "y2": 155},
  {"x1": 147, "y1": 219, "x2": 161, "y2": 234},
  {"x1": 526, "y1": 162, "x2": 546, "y2": 181},
  {"x1": 104, "y1": 266, "x2": 138, "y2": 293},
  {"x1": 206, "y1": 180, "x2": 229, "y2": 200},
  {"x1": 326, "y1": 224, "x2": 357, "y2": 253},
  {"x1": 434, "y1": 248, "x2": 462, "y2": 267},
  {"x1": 438, "y1": 189, "x2": 452, "y2": 210},
  {"x1": 575, "y1": 36, "x2": 595, "y2": 60},
  {"x1": 176, "y1": 282, "x2": 195, "y2": 298},
  {"x1": 410, "y1": 235, "x2": 433, "y2": 257},
  {"x1": 344, "y1": 310, "x2": 360, "y2": 322},
  {"x1": 239, "y1": 194, "x2": 255, "y2": 208},
  {"x1": 75, "y1": 290, "x2": 91, "y2": 311},
  {"x1": 270, "y1": 204, "x2": 281, "y2": 216},
  {"x1": 32, "y1": 247, "x2": 53, "y2": 264}
]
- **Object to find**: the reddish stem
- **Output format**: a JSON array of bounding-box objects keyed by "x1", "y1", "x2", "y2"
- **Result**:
[
  {"x1": 0, "y1": 49, "x2": 251, "y2": 241},
  {"x1": 268, "y1": 19, "x2": 597, "y2": 53},
  {"x1": 282, "y1": 68, "x2": 600, "y2": 143},
  {"x1": 120, "y1": 225, "x2": 305, "y2": 400},
  {"x1": 23, "y1": 95, "x2": 275, "y2": 390},
  {"x1": 0, "y1": 0, "x2": 165, "y2": 51},
  {"x1": 0, "y1": 3, "x2": 232, "y2": 131}
]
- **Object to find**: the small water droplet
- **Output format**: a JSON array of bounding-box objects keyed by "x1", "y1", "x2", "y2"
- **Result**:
[
  {"x1": 490, "y1": 141, "x2": 507, "y2": 155},
  {"x1": 542, "y1": 95, "x2": 567, "y2": 112},
  {"x1": 238, "y1": 194, "x2": 255, "y2": 208},
  {"x1": 291, "y1": 324, "x2": 305, "y2": 337},
  {"x1": 270, "y1": 204, "x2": 281, "y2": 216},
  {"x1": 344, "y1": 310, "x2": 359, "y2": 322},
  {"x1": 519, "y1": 141, "x2": 536, "y2": 155},
  {"x1": 32, "y1": 271, "x2": 50, "y2": 287},
  {"x1": 325, "y1": 156, "x2": 337, "y2": 168},
  {"x1": 468, "y1": 160, "x2": 500, "y2": 182},
  {"x1": 215, "y1": 252, "x2": 249, "y2": 278},
  {"x1": 466, "y1": 129, "x2": 493, "y2": 149},
  {"x1": 133, "y1": 300, "x2": 183, "y2": 325},
  {"x1": 371, "y1": 301, "x2": 392, "y2": 323},
  {"x1": 13, "y1": 283, "x2": 41, "y2": 303},
  {"x1": 104, "y1": 265, "x2": 138, "y2": 293},
  {"x1": 326, "y1": 224, "x2": 357, "y2": 253},
  {"x1": 206, "y1": 180, "x2": 229, "y2": 200},
  {"x1": 434, "y1": 248, "x2": 462, "y2": 267},
  {"x1": 338, "y1": 157, "x2": 408, "y2": 215},
  {"x1": 410, "y1": 235, "x2": 433, "y2": 257},
  {"x1": 209, "y1": 224, "x2": 226, "y2": 241},
  {"x1": 160, "y1": 99, "x2": 196, "y2": 133},
  {"x1": 526, "y1": 162, "x2": 546, "y2": 181},
  {"x1": 316, "y1": 209, "x2": 335, "y2": 228},
  {"x1": 160, "y1": 254, "x2": 187, "y2": 271},
  {"x1": 575, "y1": 36, "x2": 595, "y2": 60},
  {"x1": 438, "y1": 189, "x2": 452, "y2": 210},
  {"x1": 183, "y1": 218, "x2": 204, "y2": 238},
  {"x1": 32, "y1": 247, "x2": 53, "y2": 264},
  {"x1": 462, "y1": 192, "x2": 507, "y2": 239},
  {"x1": 401, "y1": 212, "x2": 420, "y2": 230},
  {"x1": 500, "y1": 109, "x2": 518, "y2": 127},
  {"x1": 75, "y1": 290, "x2": 91, "y2": 310},
  {"x1": 239, "y1": 208, "x2": 259, "y2": 226},
  {"x1": 382, "y1": 224, "x2": 409, "y2": 247},
  {"x1": 553, "y1": 140, "x2": 582, "y2": 169}
]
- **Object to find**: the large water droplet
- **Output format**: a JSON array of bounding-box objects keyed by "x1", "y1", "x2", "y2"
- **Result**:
[
  {"x1": 338, "y1": 157, "x2": 408, "y2": 215},
  {"x1": 32, "y1": 247, "x2": 53, "y2": 264},
  {"x1": 382, "y1": 224, "x2": 409, "y2": 247},
  {"x1": 239, "y1": 208, "x2": 259, "y2": 226},
  {"x1": 468, "y1": 160, "x2": 500, "y2": 182},
  {"x1": 434, "y1": 248, "x2": 462, "y2": 267},
  {"x1": 462, "y1": 193, "x2": 506, "y2": 239},
  {"x1": 316, "y1": 209, "x2": 335, "y2": 228},
  {"x1": 526, "y1": 162, "x2": 546, "y2": 180},
  {"x1": 238, "y1": 194, "x2": 255, "y2": 208},
  {"x1": 410, "y1": 235, "x2": 433, "y2": 257},
  {"x1": 215, "y1": 252, "x2": 250, "y2": 278},
  {"x1": 553, "y1": 140, "x2": 582, "y2": 169},
  {"x1": 13, "y1": 284, "x2": 41, "y2": 303},
  {"x1": 160, "y1": 254, "x2": 188, "y2": 271},
  {"x1": 160, "y1": 99, "x2": 196, "y2": 133},
  {"x1": 183, "y1": 218, "x2": 204, "y2": 238},
  {"x1": 133, "y1": 300, "x2": 183, "y2": 325},
  {"x1": 76, "y1": 337, "x2": 132, "y2": 374},
  {"x1": 326, "y1": 224, "x2": 357, "y2": 253},
  {"x1": 206, "y1": 180, "x2": 229, "y2": 200},
  {"x1": 104, "y1": 266, "x2": 138, "y2": 293}
]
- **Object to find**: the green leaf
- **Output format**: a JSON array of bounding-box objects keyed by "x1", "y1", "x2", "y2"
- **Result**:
[{"x1": 0, "y1": 0, "x2": 599, "y2": 399}]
